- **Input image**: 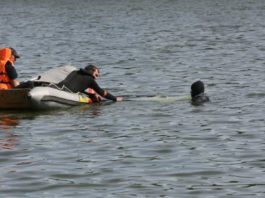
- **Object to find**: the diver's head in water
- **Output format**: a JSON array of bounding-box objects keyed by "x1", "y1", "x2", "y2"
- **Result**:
[
  {"x1": 191, "y1": 80, "x2": 210, "y2": 105},
  {"x1": 191, "y1": 80, "x2": 205, "y2": 97}
]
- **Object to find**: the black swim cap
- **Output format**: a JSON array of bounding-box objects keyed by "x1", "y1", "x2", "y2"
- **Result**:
[{"x1": 191, "y1": 80, "x2": 205, "y2": 97}]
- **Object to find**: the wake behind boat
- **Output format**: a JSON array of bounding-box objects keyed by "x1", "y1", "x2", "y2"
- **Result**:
[{"x1": 0, "y1": 65, "x2": 92, "y2": 110}]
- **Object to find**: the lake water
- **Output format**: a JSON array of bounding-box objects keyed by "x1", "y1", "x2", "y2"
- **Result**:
[{"x1": 1, "y1": 0, "x2": 265, "y2": 197}]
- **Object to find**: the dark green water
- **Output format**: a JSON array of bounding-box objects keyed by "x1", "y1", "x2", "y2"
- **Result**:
[{"x1": 1, "y1": 0, "x2": 265, "y2": 197}]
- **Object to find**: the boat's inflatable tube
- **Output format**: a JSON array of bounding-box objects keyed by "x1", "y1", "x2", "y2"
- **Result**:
[
  {"x1": 0, "y1": 65, "x2": 92, "y2": 110},
  {"x1": 29, "y1": 86, "x2": 91, "y2": 110}
]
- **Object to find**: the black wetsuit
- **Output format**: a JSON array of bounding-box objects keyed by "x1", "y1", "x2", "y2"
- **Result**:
[
  {"x1": 191, "y1": 93, "x2": 210, "y2": 105},
  {"x1": 57, "y1": 69, "x2": 117, "y2": 101}
]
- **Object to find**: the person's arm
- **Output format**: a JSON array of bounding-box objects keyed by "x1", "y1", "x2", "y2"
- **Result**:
[
  {"x1": 5, "y1": 62, "x2": 20, "y2": 87},
  {"x1": 90, "y1": 80, "x2": 122, "y2": 101},
  {"x1": 11, "y1": 79, "x2": 20, "y2": 87}
]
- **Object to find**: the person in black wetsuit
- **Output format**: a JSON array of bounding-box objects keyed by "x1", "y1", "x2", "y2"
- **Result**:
[
  {"x1": 57, "y1": 64, "x2": 123, "y2": 102},
  {"x1": 191, "y1": 80, "x2": 210, "y2": 105}
]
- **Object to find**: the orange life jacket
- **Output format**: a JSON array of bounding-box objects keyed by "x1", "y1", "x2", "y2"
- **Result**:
[{"x1": 0, "y1": 48, "x2": 15, "y2": 89}]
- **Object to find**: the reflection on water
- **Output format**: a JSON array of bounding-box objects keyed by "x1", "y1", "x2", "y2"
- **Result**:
[
  {"x1": 0, "y1": 114, "x2": 19, "y2": 129},
  {"x1": 78, "y1": 101, "x2": 115, "y2": 118},
  {"x1": 0, "y1": 114, "x2": 19, "y2": 150}
]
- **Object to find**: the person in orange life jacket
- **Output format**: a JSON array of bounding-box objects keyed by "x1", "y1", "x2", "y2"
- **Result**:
[
  {"x1": 0, "y1": 47, "x2": 20, "y2": 89},
  {"x1": 57, "y1": 64, "x2": 123, "y2": 102}
]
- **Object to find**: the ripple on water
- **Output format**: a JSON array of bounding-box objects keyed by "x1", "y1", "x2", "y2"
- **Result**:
[{"x1": 1, "y1": 0, "x2": 265, "y2": 197}]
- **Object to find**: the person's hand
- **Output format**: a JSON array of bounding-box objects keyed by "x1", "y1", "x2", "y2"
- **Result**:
[
  {"x1": 95, "y1": 95, "x2": 102, "y2": 102},
  {"x1": 116, "y1": 97, "x2": 123, "y2": 102}
]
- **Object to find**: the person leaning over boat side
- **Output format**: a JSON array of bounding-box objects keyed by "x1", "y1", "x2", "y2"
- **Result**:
[
  {"x1": 191, "y1": 80, "x2": 210, "y2": 105},
  {"x1": 0, "y1": 47, "x2": 20, "y2": 89},
  {"x1": 57, "y1": 64, "x2": 123, "y2": 102}
]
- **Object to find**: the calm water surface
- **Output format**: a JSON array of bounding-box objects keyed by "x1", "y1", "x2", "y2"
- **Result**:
[{"x1": 1, "y1": 0, "x2": 265, "y2": 197}]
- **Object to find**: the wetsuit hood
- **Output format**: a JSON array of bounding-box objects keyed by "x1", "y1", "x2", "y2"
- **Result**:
[
  {"x1": 191, "y1": 80, "x2": 205, "y2": 97},
  {"x1": 79, "y1": 68, "x2": 94, "y2": 78}
]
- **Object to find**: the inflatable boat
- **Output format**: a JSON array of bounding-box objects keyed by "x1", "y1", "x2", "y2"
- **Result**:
[{"x1": 0, "y1": 65, "x2": 92, "y2": 110}]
